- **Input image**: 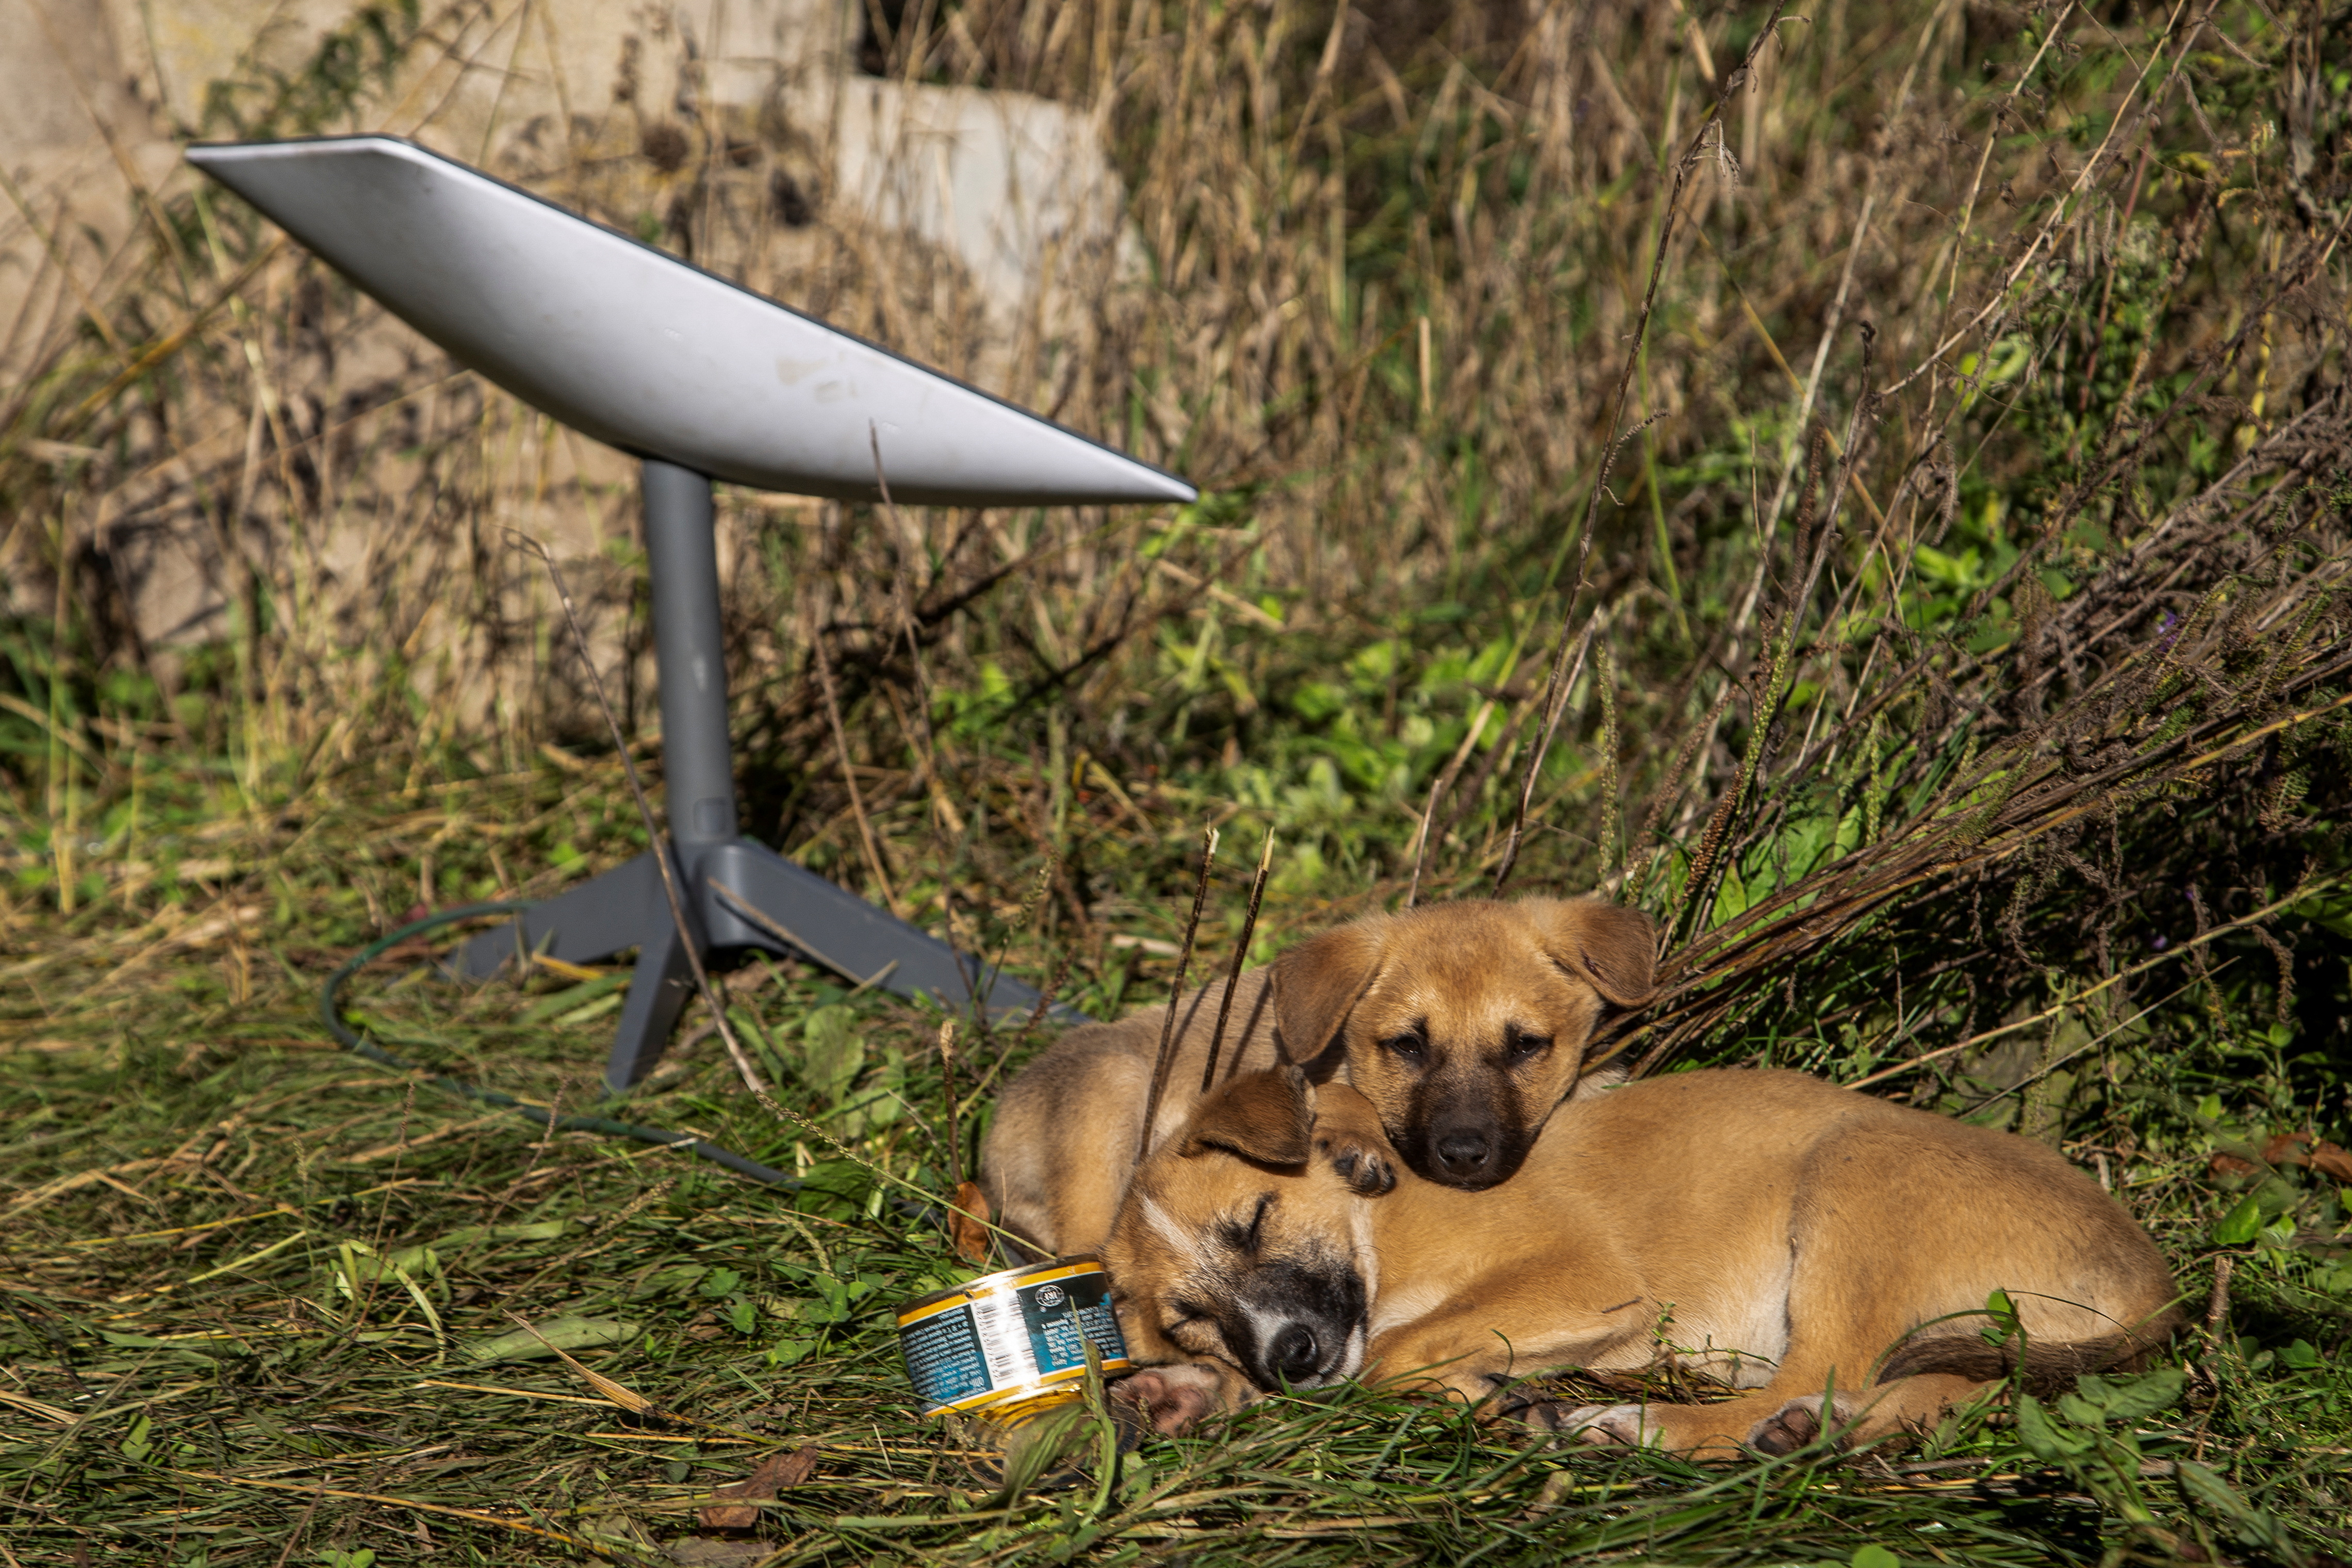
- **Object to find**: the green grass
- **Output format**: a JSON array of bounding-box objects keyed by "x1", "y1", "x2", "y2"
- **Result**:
[
  {"x1": 5, "y1": 0, "x2": 2352, "y2": 1560},
  {"x1": 2, "y1": 761, "x2": 2348, "y2": 1565}
]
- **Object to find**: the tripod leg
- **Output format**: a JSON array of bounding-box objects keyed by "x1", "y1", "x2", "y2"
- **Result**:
[
  {"x1": 450, "y1": 854, "x2": 665, "y2": 980},
  {"x1": 443, "y1": 847, "x2": 716, "y2": 1092},
  {"x1": 605, "y1": 918, "x2": 700, "y2": 1092},
  {"x1": 699, "y1": 839, "x2": 1070, "y2": 1020}
]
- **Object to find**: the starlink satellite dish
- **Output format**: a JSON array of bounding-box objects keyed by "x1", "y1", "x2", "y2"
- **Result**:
[
  {"x1": 189, "y1": 135, "x2": 1191, "y2": 1091},
  {"x1": 184, "y1": 137, "x2": 1191, "y2": 507}
]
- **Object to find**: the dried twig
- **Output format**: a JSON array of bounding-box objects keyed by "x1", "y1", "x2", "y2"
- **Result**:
[
  {"x1": 936, "y1": 1019, "x2": 962, "y2": 1191},
  {"x1": 1139, "y1": 825, "x2": 1219, "y2": 1162},
  {"x1": 811, "y1": 632, "x2": 900, "y2": 916},
  {"x1": 1202, "y1": 829, "x2": 1276, "y2": 1094},
  {"x1": 1495, "y1": 3, "x2": 1790, "y2": 892},
  {"x1": 508, "y1": 531, "x2": 769, "y2": 1098}
]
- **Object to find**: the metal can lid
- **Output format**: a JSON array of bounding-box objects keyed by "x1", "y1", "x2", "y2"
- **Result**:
[{"x1": 895, "y1": 1256, "x2": 1107, "y2": 1324}]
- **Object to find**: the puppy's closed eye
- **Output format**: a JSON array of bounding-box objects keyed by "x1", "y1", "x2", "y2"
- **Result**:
[
  {"x1": 1162, "y1": 1301, "x2": 1224, "y2": 1352},
  {"x1": 1216, "y1": 1194, "x2": 1277, "y2": 1254}
]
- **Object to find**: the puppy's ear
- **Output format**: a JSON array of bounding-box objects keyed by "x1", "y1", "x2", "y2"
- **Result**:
[
  {"x1": 1269, "y1": 918, "x2": 1387, "y2": 1068},
  {"x1": 1532, "y1": 898, "x2": 1659, "y2": 1008},
  {"x1": 1180, "y1": 1066, "x2": 1317, "y2": 1167}
]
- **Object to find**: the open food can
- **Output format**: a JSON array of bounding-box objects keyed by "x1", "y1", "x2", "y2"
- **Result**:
[{"x1": 896, "y1": 1258, "x2": 1131, "y2": 1421}]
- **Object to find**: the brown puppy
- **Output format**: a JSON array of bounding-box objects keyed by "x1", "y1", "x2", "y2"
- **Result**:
[
  {"x1": 1102, "y1": 1066, "x2": 2182, "y2": 1454},
  {"x1": 981, "y1": 898, "x2": 1656, "y2": 1257}
]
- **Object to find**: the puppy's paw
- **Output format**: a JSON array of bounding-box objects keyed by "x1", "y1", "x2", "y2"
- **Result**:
[
  {"x1": 1110, "y1": 1363, "x2": 1226, "y2": 1442},
  {"x1": 1747, "y1": 1392, "x2": 1862, "y2": 1456},
  {"x1": 1314, "y1": 1131, "x2": 1397, "y2": 1196},
  {"x1": 1520, "y1": 1401, "x2": 1660, "y2": 1446}
]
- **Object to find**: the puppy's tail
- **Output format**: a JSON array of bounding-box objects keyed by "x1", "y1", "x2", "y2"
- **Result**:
[{"x1": 1877, "y1": 1313, "x2": 2183, "y2": 1399}]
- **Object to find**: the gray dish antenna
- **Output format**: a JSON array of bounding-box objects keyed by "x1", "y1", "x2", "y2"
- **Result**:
[{"x1": 189, "y1": 136, "x2": 1188, "y2": 1090}]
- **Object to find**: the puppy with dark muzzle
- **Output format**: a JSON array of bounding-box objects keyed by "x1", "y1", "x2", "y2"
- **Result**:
[
  {"x1": 1097, "y1": 1066, "x2": 1397, "y2": 1414},
  {"x1": 1101, "y1": 1064, "x2": 2183, "y2": 1454},
  {"x1": 981, "y1": 897, "x2": 1656, "y2": 1258}
]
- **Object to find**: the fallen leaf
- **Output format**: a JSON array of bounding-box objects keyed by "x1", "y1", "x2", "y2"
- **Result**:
[
  {"x1": 950, "y1": 1182, "x2": 994, "y2": 1266},
  {"x1": 802, "y1": 1007, "x2": 866, "y2": 1105},
  {"x1": 489, "y1": 1312, "x2": 663, "y2": 1415},
  {"x1": 2308, "y1": 1142, "x2": 2352, "y2": 1183},
  {"x1": 697, "y1": 1444, "x2": 818, "y2": 1530},
  {"x1": 579, "y1": 1511, "x2": 657, "y2": 1553},
  {"x1": 2260, "y1": 1131, "x2": 2315, "y2": 1166},
  {"x1": 2221, "y1": 1132, "x2": 2352, "y2": 1183}
]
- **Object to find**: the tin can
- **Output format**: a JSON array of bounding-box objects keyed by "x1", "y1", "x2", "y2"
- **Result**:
[{"x1": 896, "y1": 1258, "x2": 1131, "y2": 1421}]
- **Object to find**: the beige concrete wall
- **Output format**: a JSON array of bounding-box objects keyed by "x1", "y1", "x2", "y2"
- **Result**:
[
  {"x1": 4, "y1": 0, "x2": 1134, "y2": 704},
  {"x1": 6, "y1": 0, "x2": 1124, "y2": 378},
  {"x1": 104, "y1": 0, "x2": 843, "y2": 150},
  {"x1": 1, "y1": 0, "x2": 177, "y2": 386}
]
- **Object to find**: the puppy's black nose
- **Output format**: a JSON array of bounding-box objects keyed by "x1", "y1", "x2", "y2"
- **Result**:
[
  {"x1": 1269, "y1": 1323, "x2": 1321, "y2": 1380},
  {"x1": 1435, "y1": 1129, "x2": 1492, "y2": 1175}
]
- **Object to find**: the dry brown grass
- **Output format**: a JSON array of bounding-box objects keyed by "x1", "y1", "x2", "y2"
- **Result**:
[{"x1": 18, "y1": 0, "x2": 2340, "y2": 815}]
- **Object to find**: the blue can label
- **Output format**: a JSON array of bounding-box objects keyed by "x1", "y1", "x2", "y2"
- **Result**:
[{"x1": 898, "y1": 1263, "x2": 1130, "y2": 1415}]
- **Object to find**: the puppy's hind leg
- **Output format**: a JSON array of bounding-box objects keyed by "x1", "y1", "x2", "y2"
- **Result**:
[
  {"x1": 1644, "y1": 1140, "x2": 2058, "y2": 1456},
  {"x1": 1734, "y1": 1121, "x2": 2166, "y2": 1457},
  {"x1": 1542, "y1": 1361, "x2": 1987, "y2": 1459},
  {"x1": 1743, "y1": 1372, "x2": 1989, "y2": 1456}
]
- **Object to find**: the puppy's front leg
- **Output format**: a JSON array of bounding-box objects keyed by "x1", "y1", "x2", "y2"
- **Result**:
[
  {"x1": 1309, "y1": 1083, "x2": 1400, "y2": 1196},
  {"x1": 1364, "y1": 1281, "x2": 1652, "y2": 1415}
]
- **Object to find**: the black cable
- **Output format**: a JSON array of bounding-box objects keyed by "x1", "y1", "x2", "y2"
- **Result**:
[{"x1": 318, "y1": 902, "x2": 804, "y2": 1190}]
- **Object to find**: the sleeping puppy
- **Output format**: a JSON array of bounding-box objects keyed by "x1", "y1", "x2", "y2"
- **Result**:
[
  {"x1": 1101, "y1": 1066, "x2": 2182, "y2": 1454},
  {"x1": 981, "y1": 898, "x2": 1656, "y2": 1258}
]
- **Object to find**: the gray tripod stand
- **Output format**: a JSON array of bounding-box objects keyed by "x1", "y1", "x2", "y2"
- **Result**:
[{"x1": 449, "y1": 460, "x2": 1045, "y2": 1090}]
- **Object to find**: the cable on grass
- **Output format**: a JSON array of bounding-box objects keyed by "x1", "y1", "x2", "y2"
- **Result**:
[
  {"x1": 319, "y1": 904, "x2": 1069, "y2": 1246},
  {"x1": 500, "y1": 532, "x2": 1018, "y2": 1233},
  {"x1": 317, "y1": 902, "x2": 807, "y2": 1192},
  {"x1": 305, "y1": 530, "x2": 1070, "y2": 1242}
]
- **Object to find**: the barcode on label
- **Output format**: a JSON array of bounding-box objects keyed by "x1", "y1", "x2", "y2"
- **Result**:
[{"x1": 967, "y1": 1288, "x2": 1038, "y2": 1391}]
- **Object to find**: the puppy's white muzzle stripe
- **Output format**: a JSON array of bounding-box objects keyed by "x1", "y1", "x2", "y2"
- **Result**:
[{"x1": 1140, "y1": 1194, "x2": 1211, "y2": 1272}]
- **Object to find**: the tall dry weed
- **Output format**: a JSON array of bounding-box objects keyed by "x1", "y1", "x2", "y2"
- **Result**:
[{"x1": 1, "y1": 0, "x2": 2345, "y2": 1029}]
